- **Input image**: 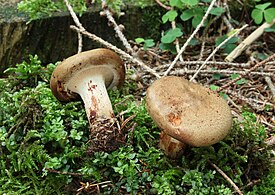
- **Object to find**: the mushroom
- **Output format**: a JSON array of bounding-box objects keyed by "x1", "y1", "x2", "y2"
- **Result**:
[
  {"x1": 146, "y1": 76, "x2": 232, "y2": 158},
  {"x1": 50, "y1": 48, "x2": 125, "y2": 152}
]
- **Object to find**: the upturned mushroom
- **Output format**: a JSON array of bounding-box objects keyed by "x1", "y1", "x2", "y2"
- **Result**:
[
  {"x1": 50, "y1": 48, "x2": 125, "y2": 152},
  {"x1": 146, "y1": 76, "x2": 232, "y2": 158}
]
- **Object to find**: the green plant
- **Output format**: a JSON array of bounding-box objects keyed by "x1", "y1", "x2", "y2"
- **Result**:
[
  {"x1": 0, "y1": 55, "x2": 273, "y2": 194},
  {"x1": 251, "y1": 2, "x2": 275, "y2": 24},
  {"x1": 135, "y1": 38, "x2": 155, "y2": 50}
]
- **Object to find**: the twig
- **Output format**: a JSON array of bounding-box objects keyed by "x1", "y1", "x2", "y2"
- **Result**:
[
  {"x1": 164, "y1": 0, "x2": 218, "y2": 76},
  {"x1": 101, "y1": 0, "x2": 134, "y2": 53},
  {"x1": 45, "y1": 168, "x2": 83, "y2": 176},
  {"x1": 155, "y1": 0, "x2": 171, "y2": 10},
  {"x1": 157, "y1": 61, "x2": 252, "y2": 68},
  {"x1": 226, "y1": 19, "x2": 275, "y2": 62},
  {"x1": 265, "y1": 136, "x2": 275, "y2": 146},
  {"x1": 63, "y1": 0, "x2": 84, "y2": 29},
  {"x1": 264, "y1": 77, "x2": 275, "y2": 99},
  {"x1": 77, "y1": 32, "x2": 83, "y2": 53},
  {"x1": 64, "y1": 0, "x2": 160, "y2": 78},
  {"x1": 190, "y1": 24, "x2": 248, "y2": 81},
  {"x1": 209, "y1": 161, "x2": 244, "y2": 195},
  {"x1": 218, "y1": 53, "x2": 275, "y2": 92},
  {"x1": 70, "y1": 26, "x2": 161, "y2": 78},
  {"x1": 172, "y1": 20, "x2": 183, "y2": 62},
  {"x1": 168, "y1": 69, "x2": 273, "y2": 77}
]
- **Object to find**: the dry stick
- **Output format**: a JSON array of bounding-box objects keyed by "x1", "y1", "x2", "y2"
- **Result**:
[
  {"x1": 164, "y1": 0, "x2": 217, "y2": 76},
  {"x1": 158, "y1": 61, "x2": 252, "y2": 68},
  {"x1": 172, "y1": 20, "x2": 184, "y2": 62},
  {"x1": 190, "y1": 24, "x2": 248, "y2": 81},
  {"x1": 63, "y1": 0, "x2": 84, "y2": 53},
  {"x1": 70, "y1": 26, "x2": 161, "y2": 78},
  {"x1": 155, "y1": 0, "x2": 171, "y2": 10},
  {"x1": 101, "y1": 0, "x2": 134, "y2": 54},
  {"x1": 77, "y1": 32, "x2": 83, "y2": 53},
  {"x1": 64, "y1": 0, "x2": 160, "y2": 78},
  {"x1": 45, "y1": 168, "x2": 83, "y2": 176},
  {"x1": 209, "y1": 161, "x2": 244, "y2": 195},
  {"x1": 169, "y1": 69, "x2": 273, "y2": 77},
  {"x1": 217, "y1": 53, "x2": 275, "y2": 93},
  {"x1": 226, "y1": 19, "x2": 275, "y2": 62},
  {"x1": 265, "y1": 76, "x2": 275, "y2": 100}
]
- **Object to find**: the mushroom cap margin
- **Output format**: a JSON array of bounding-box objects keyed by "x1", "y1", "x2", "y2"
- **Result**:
[{"x1": 50, "y1": 48, "x2": 125, "y2": 102}]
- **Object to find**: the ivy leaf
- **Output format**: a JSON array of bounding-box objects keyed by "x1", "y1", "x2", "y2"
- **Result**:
[
  {"x1": 161, "y1": 28, "x2": 183, "y2": 43},
  {"x1": 162, "y1": 10, "x2": 178, "y2": 23}
]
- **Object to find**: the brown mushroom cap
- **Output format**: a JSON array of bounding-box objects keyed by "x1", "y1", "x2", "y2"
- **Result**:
[
  {"x1": 146, "y1": 76, "x2": 232, "y2": 147},
  {"x1": 50, "y1": 48, "x2": 125, "y2": 102}
]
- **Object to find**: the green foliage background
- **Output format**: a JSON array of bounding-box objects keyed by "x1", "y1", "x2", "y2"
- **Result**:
[{"x1": 0, "y1": 56, "x2": 274, "y2": 194}]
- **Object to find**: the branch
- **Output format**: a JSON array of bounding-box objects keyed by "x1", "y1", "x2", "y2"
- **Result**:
[
  {"x1": 164, "y1": 0, "x2": 218, "y2": 76},
  {"x1": 190, "y1": 24, "x2": 248, "y2": 81},
  {"x1": 64, "y1": 0, "x2": 160, "y2": 78},
  {"x1": 226, "y1": 19, "x2": 275, "y2": 62},
  {"x1": 70, "y1": 26, "x2": 161, "y2": 78},
  {"x1": 218, "y1": 53, "x2": 275, "y2": 92},
  {"x1": 101, "y1": 0, "x2": 134, "y2": 53},
  {"x1": 209, "y1": 161, "x2": 244, "y2": 195}
]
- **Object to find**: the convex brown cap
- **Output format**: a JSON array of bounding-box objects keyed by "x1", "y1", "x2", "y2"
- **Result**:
[
  {"x1": 146, "y1": 76, "x2": 232, "y2": 147},
  {"x1": 50, "y1": 48, "x2": 125, "y2": 102}
]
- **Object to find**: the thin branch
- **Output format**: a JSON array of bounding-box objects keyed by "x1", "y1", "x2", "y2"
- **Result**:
[
  {"x1": 64, "y1": 0, "x2": 160, "y2": 78},
  {"x1": 155, "y1": 0, "x2": 171, "y2": 10},
  {"x1": 70, "y1": 25, "x2": 161, "y2": 78},
  {"x1": 101, "y1": 0, "x2": 134, "y2": 53},
  {"x1": 218, "y1": 53, "x2": 275, "y2": 92},
  {"x1": 77, "y1": 32, "x2": 83, "y2": 53},
  {"x1": 168, "y1": 69, "x2": 273, "y2": 77},
  {"x1": 226, "y1": 19, "x2": 275, "y2": 62},
  {"x1": 45, "y1": 168, "x2": 83, "y2": 176},
  {"x1": 172, "y1": 20, "x2": 183, "y2": 62},
  {"x1": 190, "y1": 24, "x2": 248, "y2": 81},
  {"x1": 63, "y1": 0, "x2": 84, "y2": 29},
  {"x1": 209, "y1": 161, "x2": 244, "y2": 195},
  {"x1": 164, "y1": 0, "x2": 217, "y2": 76},
  {"x1": 264, "y1": 77, "x2": 275, "y2": 98}
]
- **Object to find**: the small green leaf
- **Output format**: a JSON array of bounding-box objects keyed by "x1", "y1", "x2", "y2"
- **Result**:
[
  {"x1": 170, "y1": 0, "x2": 183, "y2": 8},
  {"x1": 180, "y1": 9, "x2": 194, "y2": 21},
  {"x1": 251, "y1": 9, "x2": 263, "y2": 24},
  {"x1": 255, "y1": 3, "x2": 271, "y2": 11},
  {"x1": 236, "y1": 78, "x2": 248, "y2": 85},
  {"x1": 231, "y1": 73, "x2": 240, "y2": 79},
  {"x1": 192, "y1": 14, "x2": 203, "y2": 28},
  {"x1": 162, "y1": 10, "x2": 178, "y2": 23},
  {"x1": 143, "y1": 39, "x2": 155, "y2": 50},
  {"x1": 135, "y1": 38, "x2": 145, "y2": 44},
  {"x1": 264, "y1": 8, "x2": 275, "y2": 23},
  {"x1": 182, "y1": 0, "x2": 199, "y2": 6},
  {"x1": 210, "y1": 7, "x2": 225, "y2": 16},
  {"x1": 212, "y1": 73, "x2": 222, "y2": 80},
  {"x1": 161, "y1": 28, "x2": 183, "y2": 43},
  {"x1": 210, "y1": 85, "x2": 219, "y2": 91}
]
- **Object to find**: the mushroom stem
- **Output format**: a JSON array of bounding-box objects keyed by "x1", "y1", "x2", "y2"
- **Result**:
[
  {"x1": 159, "y1": 131, "x2": 186, "y2": 159},
  {"x1": 67, "y1": 72, "x2": 114, "y2": 125}
]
